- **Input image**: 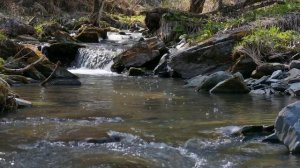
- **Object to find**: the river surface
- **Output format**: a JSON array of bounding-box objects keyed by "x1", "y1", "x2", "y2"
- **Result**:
[
  {"x1": 1, "y1": 32, "x2": 300, "y2": 167},
  {"x1": 0, "y1": 74, "x2": 298, "y2": 168}
]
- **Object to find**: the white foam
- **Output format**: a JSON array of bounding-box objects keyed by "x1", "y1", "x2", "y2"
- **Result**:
[{"x1": 69, "y1": 68, "x2": 118, "y2": 76}]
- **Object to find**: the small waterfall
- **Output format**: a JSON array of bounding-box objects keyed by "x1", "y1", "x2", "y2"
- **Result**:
[
  {"x1": 72, "y1": 45, "x2": 123, "y2": 69},
  {"x1": 69, "y1": 32, "x2": 143, "y2": 75}
]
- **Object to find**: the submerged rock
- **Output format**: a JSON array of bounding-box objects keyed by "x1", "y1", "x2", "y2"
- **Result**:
[
  {"x1": 210, "y1": 76, "x2": 250, "y2": 94},
  {"x1": 184, "y1": 75, "x2": 208, "y2": 88},
  {"x1": 128, "y1": 67, "x2": 146, "y2": 76},
  {"x1": 275, "y1": 101, "x2": 300, "y2": 153}
]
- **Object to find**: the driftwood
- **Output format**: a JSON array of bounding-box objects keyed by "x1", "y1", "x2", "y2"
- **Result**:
[
  {"x1": 3, "y1": 55, "x2": 46, "y2": 74},
  {"x1": 40, "y1": 61, "x2": 61, "y2": 87}
]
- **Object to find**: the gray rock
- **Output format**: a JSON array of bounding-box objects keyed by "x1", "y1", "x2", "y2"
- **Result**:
[
  {"x1": 153, "y1": 54, "x2": 171, "y2": 78},
  {"x1": 184, "y1": 75, "x2": 208, "y2": 88},
  {"x1": 275, "y1": 101, "x2": 300, "y2": 153},
  {"x1": 290, "y1": 60, "x2": 300, "y2": 70},
  {"x1": 262, "y1": 133, "x2": 281, "y2": 143},
  {"x1": 197, "y1": 71, "x2": 232, "y2": 91},
  {"x1": 284, "y1": 68, "x2": 300, "y2": 84},
  {"x1": 287, "y1": 83, "x2": 300, "y2": 96},
  {"x1": 269, "y1": 70, "x2": 283, "y2": 80},
  {"x1": 0, "y1": 16, "x2": 35, "y2": 36},
  {"x1": 271, "y1": 82, "x2": 289, "y2": 92},
  {"x1": 15, "y1": 98, "x2": 32, "y2": 108},
  {"x1": 210, "y1": 76, "x2": 250, "y2": 94},
  {"x1": 250, "y1": 89, "x2": 266, "y2": 95},
  {"x1": 252, "y1": 63, "x2": 287, "y2": 78}
]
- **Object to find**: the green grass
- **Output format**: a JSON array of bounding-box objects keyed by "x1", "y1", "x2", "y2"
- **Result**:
[
  {"x1": 0, "y1": 31, "x2": 6, "y2": 41},
  {"x1": 234, "y1": 26, "x2": 300, "y2": 63},
  {"x1": 111, "y1": 14, "x2": 145, "y2": 25},
  {"x1": 189, "y1": 0, "x2": 300, "y2": 44}
]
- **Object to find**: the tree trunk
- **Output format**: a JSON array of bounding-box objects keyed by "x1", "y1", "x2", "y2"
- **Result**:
[
  {"x1": 189, "y1": 0, "x2": 206, "y2": 13},
  {"x1": 90, "y1": 0, "x2": 104, "y2": 26}
]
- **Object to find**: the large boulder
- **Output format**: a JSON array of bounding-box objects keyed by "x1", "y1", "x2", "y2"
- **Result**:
[
  {"x1": 275, "y1": 101, "x2": 300, "y2": 153},
  {"x1": 43, "y1": 43, "x2": 84, "y2": 67},
  {"x1": 168, "y1": 30, "x2": 247, "y2": 79},
  {"x1": 0, "y1": 17, "x2": 35, "y2": 37},
  {"x1": 210, "y1": 76, "x2": 250, "y2": 94},
  {"x1": 111, "y1": 37, "x2": 168, "y2": 73},
  {"x1": 252, "y1": 63, "x2": 288, "y2": 79}
]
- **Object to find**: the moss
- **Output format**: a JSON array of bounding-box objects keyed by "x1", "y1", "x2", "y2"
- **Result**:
[
  {"x1": 34, "y1": 21, "x2": 57, "y2": 34},
  {"x1": 188, "y1": 0, "x2": 300, "y2": 44},
  {"x1": 111, "y1": 14, "x2": 145, "y2": 25},
  {"x1": 0, "y1": 31, "x2": 7, "y2": 41}
]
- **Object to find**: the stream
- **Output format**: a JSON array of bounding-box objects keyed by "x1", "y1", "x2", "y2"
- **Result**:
[{"x1": 1, "y1": 32, "x2": 300, "y2": 168}]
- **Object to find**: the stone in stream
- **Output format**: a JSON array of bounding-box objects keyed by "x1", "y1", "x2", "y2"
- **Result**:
[
  {"x1": 286, "y1": 83, "x2": 300, "y2": 97},
  {"x1": 75, "y1": 26, "x2": 108, "y2": 43},
  {"x1": 252, "y1": 63, "x2": 288, "y2": 79},
  {"x1": 209, "y1": 76, "x2": 250, "y2": 94},
  {"x1": 128, "y1": 67, "x2": 146, "y2": 76},
  {"x1": 86, "y1": 136, "x2": 121, "y2": 144},
  {"x1": 284, "y1": 68, "x2": 300, "y2": 84},
  {"x1": 111, "y1": 37, "x2": 168, "y2": 73},
  {"x1": 197, "y1": 71, "x2": 232, "y2": 92},
  {"x1": 153, "y1": 54, "x2": 172, "y2": 78},
  {"x1": 184, "y1": 74, "x2": 208, "y2": 88},
  {"x1": 275, "y1": 101, "x2": 300, "y2": 153},
  {"x1": 289, "y1": 60, "x2": 300, "y2": 70}
]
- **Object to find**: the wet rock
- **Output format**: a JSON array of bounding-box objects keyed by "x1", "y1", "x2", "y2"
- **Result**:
[
  {"x1": 231, "y1": 55, "x2": 257, "y2": 78},
  {"x1": 250, "y1": 89, "x2": 266, "y2": 95},
  {"x1": 271, "y1": 82, "x2": 289, "y2": 92},
  {"x1": 289, "y1": 60, "x2": 300, "y2": 70},
  {"x1": 86, "y1": 136, "x2": 121, "y2": 144},
  {"x1": 275, "y1": 101, "x2": 300, "y2": 153},
  {"x1": 15, "y1": 98, "x2": 32, "y2": 108},
  {"x1": 153, "y1": 54, "x2": 172, "y2": 78},
  {"x1": 0, "y1": 16, "x2": 35, "y2": 37},
  {"x1": 46, "y1": 78, "x2": 81, "y2": 86},
  {"x1": 286, "y1": 83, "x2": 300, "y2": 96},
  {"x1": 43, "y1": 43, "x2": 84, "y2": 67},
  {"x1": 210, "y1": 76, "x2": 250, "y2": 94},
  {"x1": 284, "y1": 68, "x2": 300, "y2": 84},
  {"x1": 75, "y1": 26, "x2": 108, "y2": 43},
  {"x1": 197, "y1": 71, "x2": 232, "y2": 91},
  {"x1": 262, "y1": 133, "x2": 281, "y2": 144},
  {"x1": 252, "y1": 63, "x2": 287, "y2": 78},
  {"x1": 128, "y1": 67, "x2": 146, "y2": 76},
  {"x1": 111, "y1": 37, "x2": 167, "y2": 73},
  {"x1": 184, "y1": 75, "x2": 208, "y2": 88},
  {"x1": 39, "y1": 22, "x2": 65, "y2": 38}
]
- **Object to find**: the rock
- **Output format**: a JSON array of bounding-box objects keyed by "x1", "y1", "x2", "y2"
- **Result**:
[
  {"x1": 86, "y1": 136, "x2": 121, "y2": 144},
  {"x1": 169, "y1": 33, "x2": 239, "y2": 79},
  {"x1": 53, "y1": 31, "x2": 76, "y2": 43},
  {"x1": 284, "y1": 68, "x2": 300, "y2": 84},
  {"x1": 153, "y1": 54, "x2": 172, "y2": 78},
  {"x1": 271, "y1": 82, "x2": 289, "y2": 92},
  {"x1": 268, "y1": 70, "x2": 283, "y2": 80},
  {"x1": 289, "y1": 60, "x2": 300, "y2": 70},
  {"x1": 15, "y1": 98, "x2": 32, "y2": 108},
  {"x1": 39, "y1": 22, "x2": 65, "y2": 38},
  {"x1": 111, "y1": 37, "x2": 168, "y2": 73},
  {"x1": 75, "y1": 26, "x2": 108, "y2": 43},
  {"x1": 231, "y1": 55, "x2": 257, "y2": 78},
  {"x1": 252, "y1": 63, "x2": 287, "y2": 78},
  {"x1": 0, "y1": 39, "x2": 23, "y2": 60},
  {"x1": 145, "y1": 12, "x2": 161, "y2": 33},
  {"x1": 262, "y1": 133, "x2": 281, "y2": 143},
  {"x1": 286, "y1": 83, "x2": 300, "y2": 96},
  {"x1": 0, "y1": 16, "x2": 35, "y2": 37},
  {"x1": 250, "y1": 89, "x2": 266, "y2": 95},
  {"x1": 0, "y1": 79, "x2": 9, "y2": 112},
  {"x1": 275, "y1": 101, "x2": 300, "y2": 153},
  {"x1": 209, "y1": 76, "x2": 250, "y2": 94},
  {"x1": 197, "y1": 71, "x2": 232, "y2": 91},
  {"x1": 43, "y1": 43, "x2": 84, "y2": 67},
  {"x1": 184, "y1": 75, "x2": 208, "y2": 88},
  {"x1": 128, "y1": 67, "x2": 146, "y2": 76}
]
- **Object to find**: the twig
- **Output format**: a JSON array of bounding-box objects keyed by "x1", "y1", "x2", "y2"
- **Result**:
[
  {"x1": 3, "y1": 55, "x2": 46, "y2": 74},
  {"x1": 40, "y1": 61, "x2": 61, "y2": 87}
]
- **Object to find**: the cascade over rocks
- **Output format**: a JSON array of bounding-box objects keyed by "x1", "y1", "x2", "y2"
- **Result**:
[
  {"x1": 275, "y1": 101, "x2": 300, "y2": 154},
  {"x1": 111, "y1": 37, "x2": 168, "y2": 73}
]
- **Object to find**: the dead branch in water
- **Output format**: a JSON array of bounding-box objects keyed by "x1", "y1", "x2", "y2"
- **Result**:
[
  {"x1": 40, "y1": 61, "x2": 61, "y2": 87},
  {"x1": 3, "y1": 55, "x2": 46, "y2": 74}
]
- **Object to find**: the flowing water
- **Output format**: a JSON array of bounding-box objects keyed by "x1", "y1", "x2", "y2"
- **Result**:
[{"x1": 1, "y1": 33, "x2": 300, "y2": 168}]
